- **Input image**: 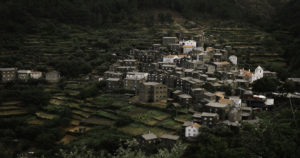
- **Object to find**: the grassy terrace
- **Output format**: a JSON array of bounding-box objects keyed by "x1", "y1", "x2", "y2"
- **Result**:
[{"x1": 0, "y1": 80, "x2": 191, "y2": 145}]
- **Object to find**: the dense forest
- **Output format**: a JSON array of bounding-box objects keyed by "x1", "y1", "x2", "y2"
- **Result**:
[{"x1": 0, "y1": 0, "x2": 299, "y2": 76}]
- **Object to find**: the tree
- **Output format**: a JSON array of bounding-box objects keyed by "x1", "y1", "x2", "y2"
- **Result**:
[
  {"x1": 57, "y1": 140, "x2": 187, "y2": 158},
  {"x1": 158, "y1": 13, "x2": 165, "y2": 24},
  {"x1": 281, "y1": 80, "x2": 296, "y2": 93},
  {"x1": 144, "y1": 13, "x2": 154, "y2": 27},
  {"x1": 252, "y1": 77, "x2": 279, "y2": 92},
  {"x1": 165, "y1": 13, "x2": 174, "y2": 24},
  {"x1": 20, "y1": 88, "x2": 50, "y2": 112}
]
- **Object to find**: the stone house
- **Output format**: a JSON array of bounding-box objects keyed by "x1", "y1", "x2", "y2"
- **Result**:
[
  {"x1": 106, "y1": 78, "x2": 123, "y2": 90},
  {"x1": 191, "y1": 88, "x2": 205, "y2": 104},
  {"x1": 0, "y1": 68, "x2": 17, "y2": 82},
  {"x1": 116, "y1": 66, "x2": 137, "y2": 73},
  {"x1": 228, "y1": 108, "x2": 242, "y2": 122},
  {"x1": 139, "y1": 82, "x2": 167, "y2": 102},
  {"x1": 206, "y1": 64, "x2": 216, "y2": 73},
  {"x1": 178, "y1": 94, "x2": 192, "y2": 107},
  {"x1": 119, "y1": 59, "x2": 138, "y2": 67},
  {"x1": 212, "y1": 61, "x2": 231, "y2": 72},
  {"x1": 152, "y1": 44, "x2": 161, "y2": 50},
  {"x1": 147, "y1": 73, "x2": 165, "y2": 83},
  {"x1": 193, "y1": 112, "x2": 219, "y2": 127},
  {"x1": 104, "y1": 71, "x2": 123, "y2": 80},
  {"x1": 161, "y1": 64, "x2": 176, "y2": 71},
  {"x1": 124, "y1": 78, "x2": 145, "y2": 92},
  {"x1": 45, "y1": 71, "x2": 60, "y2": 83},
  {"x1": 203, "y1": 92, "x2": 216, "y2": 101},
  {"x1": 205, "y1": 102, "x2": 230, "y2": 120},
  {"x1": 241, "y1": 107, "x2": 253, "y2": 120},
  {"x1": 140, "y1": 133, "x2": 158, "y2": 144},
  {"x1": 139, "y1": 63, "x2": 158, "y2": 73},
  {"x1": 17, "y1": 70, "x2": 32, "y2": 80},
  {"x1": 183, "y1": 45, "x2": 194, "y2": 54},
  {"x1": 123, "y1": 72, "x2": 148, "y2": 92},
  {"x1": 165, "y1": 75, "x2": 178, "y2": 88},
  {"x1": 213, "y1": 53, "x2": 222, "y2": 62},
  {"x1": 184, "y1": 69, "x2": 194, "y2": 77},
  {"x1": 159, "y1": 134, "x2": 180, "y2": 145},
  {"x1": 168, "y1": 44, "x2": 181, "y2": 52},
  {"x1": 162, "y1": 37, "x2": 177, "y2": 46},
  {"x1": 263, "y1": 71, "x2": 277, "y2": 78}
]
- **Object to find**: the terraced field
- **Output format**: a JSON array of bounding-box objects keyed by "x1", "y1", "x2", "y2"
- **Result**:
[{"x1": 1, "y1": 81, "x2": 191, "y2": 145}]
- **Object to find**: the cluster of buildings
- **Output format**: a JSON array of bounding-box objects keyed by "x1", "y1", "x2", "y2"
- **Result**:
[
  {"x1": 0, "y1": 68, "x2": 61, "y2": 83},
  {"x1": 103, "y1": 33, "x2": 278, "y2": 139}
]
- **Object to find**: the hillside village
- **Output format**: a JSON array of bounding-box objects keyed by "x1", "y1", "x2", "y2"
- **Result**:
[
  {"x1": 1, "y1": 32, "x2": 300, "y2": 149},
  {"x1": 102, "y1": 33, "x2": 279, "y2": 140}
]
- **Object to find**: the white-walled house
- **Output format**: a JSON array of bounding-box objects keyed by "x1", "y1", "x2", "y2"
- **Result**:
[
  {"x1": 229, "y1": 96, "x2": 242, "y2": 108},
  {"x1": 30, "y1": 71, "x2": 42, "y2": 79},
  {"x1": 240, "y1": 66, "x2": 264, "y2": 83},
  {"x1": 253, "y1": 66, "x2": 264, "y2": 80},
  {"x1": 163, "y1": 55, "x2": 188, "y2": 63},
  {"x1": 185, "y1": 123, "x2": 201, "y2": 138},
  {"x1": 126, "y1": 72, "x2": 148, "y2": 80},
  {"x1": 229, "y1": 55, "x2": 238, "y2": 65},
  {"x1": 179, "y1": 40, "x2": 197, "y2": 47},
  {"x1": 265, "y1": 98, "x2": 274, "y2": 106}
]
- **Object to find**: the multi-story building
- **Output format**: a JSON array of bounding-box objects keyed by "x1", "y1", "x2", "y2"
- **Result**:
[
  {"x1": 104, "y1": 71, "x2": 123, "y2": 80},
  {"x1": 106, "y1": 78, "x2": 122, "y2": 90},
  {"x1": 0, "y1": 68, "x2": 17, "y2": 82},
  {"x1": 139, "y1": 82, "x2": 167, "y2": 102},
  {"x1": 123, "y1": 72, "x2": 148, "y2": 92},
  {"x1": 45, "y1": 70, "x2": 60, "y2": 83},
  {"x1": 204, "y1": 102, "x2": 230, "y2": 120},
  {"x1": 193, "y1": 112, "x2": 219, "y2": 127},
  {"x1": 17, "y1": 70, "x2": 32, "y2": 80}
]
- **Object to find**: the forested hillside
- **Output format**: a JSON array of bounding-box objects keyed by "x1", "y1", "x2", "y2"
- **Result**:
[{"x1": 0, "y1": 0, "x2": 299, "y2": 76}]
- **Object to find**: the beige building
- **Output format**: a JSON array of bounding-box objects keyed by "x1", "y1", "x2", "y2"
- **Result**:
[
  {"x1": 46, "y1": 71, "x2": 60, "y2": 83},
  {"x1": 139, "y1": 82, "x2": 167, "y2": 102}
]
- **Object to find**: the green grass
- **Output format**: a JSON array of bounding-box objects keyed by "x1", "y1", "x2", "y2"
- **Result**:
[
  {"x1": 35, "y1": 112, "x2": 58, "y2": 120},
  {"x1": 118, "y1": 123, "x2": 173, "y2": 136},
  {"x1": 65, "y1": 83, "x2": 84, "y2": 90},
  {"x1": 95, "y1": 110, "x2": 120, "y2": 120},
  {"x1": 174, "y1": 114, "x2": 193, "y2": 123},
  {"x1": 81, "y1": 117, "x2": 115, "y2": 126},
  {"x1": 157, "y1": 119, "x2": 182, "y2": 130},
  {"x1": 0, "y1": 109, "x2": 28, "y2": 116}
]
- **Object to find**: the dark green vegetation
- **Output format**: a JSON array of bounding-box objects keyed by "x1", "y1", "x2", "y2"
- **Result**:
[
  {"x1": 184, "y1": 104, "x2": 300, "y2": 158},
  {"x1": 0, "y1": 80, "x2": 190, "y2": 157},
  {"x1": 0, "y1": 0, "x2": 300, "y2": 77}
]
